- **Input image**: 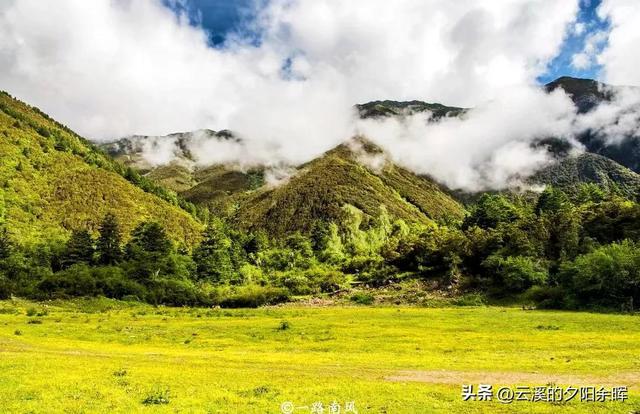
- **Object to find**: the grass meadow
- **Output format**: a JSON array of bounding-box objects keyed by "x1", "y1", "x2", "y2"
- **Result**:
[{"x1": 0, "y1": 298, "x2": 639, "y2": 413}]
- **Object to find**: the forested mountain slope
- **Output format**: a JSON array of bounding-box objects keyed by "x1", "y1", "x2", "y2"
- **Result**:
[{"x1": 0, "y1": 92, "x2": 202, "y2": 246}]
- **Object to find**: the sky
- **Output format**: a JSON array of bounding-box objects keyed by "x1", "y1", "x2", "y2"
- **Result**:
[
  {"x1": 538, "y1": 0, "x2": 610, "y2": 83},
  {"x1": 164, "y1": 0, "x2": 253, "y2": 45},
  {"x1": 1, "y1": 0, "x2": 639, "y2": 191},
  {"x1": 178, "y1": 0, "x2": 610, "y2": 84}
]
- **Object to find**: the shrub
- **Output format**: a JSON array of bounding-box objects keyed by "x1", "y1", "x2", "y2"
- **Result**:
[
  {"x1": 482, "y1": 255, "x2": 547, "y2": 294},
  {"x1": 350, "y1": 292, "x2": 374, "y2": 305},
  {"x1": 25, "y1": 307, "x2": 38, "y2": 317},
  {"x1": 524, "y1": 286, "x2": 570, "y2": 309},
  {"x1": 219, "y1": 285, "x2": 290, "y2": 308},
  {"x1": 93, "y1": 266, "x2": 146, "y2": 299},
  {"x1": 451, "y1": 293, "x2": 486, "y2": 306},
  {"x1": 38, "y1": 264, "x2": 97, "y2": 297},
  {"x1": 146, "y1": 279, "x2": 207, "y2": 307},
  {"x1": 238, "y1": 264, "x2": 266, "y2": 285},
  {"x1": 278, "y1": 320, "x2": 290, "y2": 330},
  {"x1": 0, "y1": 276, "x2": 11, "y2": 299},
  {"x1": 142, "y1": 386, "x2": 170, "y2": 405},
  {"x1": 304, "y1": 267, "x2": 346, "y2": 293},
  {"x1": 558, "y1": 240, "x2": 640, "y2": 308},
  {"x1": 276, "y1": 272, "x2": 313, "y2": 295}
]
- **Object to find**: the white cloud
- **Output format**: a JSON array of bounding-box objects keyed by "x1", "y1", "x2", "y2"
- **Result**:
[
  {"x1": 0, "y1": 0, "x2": 578, "y2": 136},
  {"x1": 574, "y1": 85, "x2": 640, "y2": 144},
  {"x1": 0, "y1": 0, "x2": 591, "y2": 191},
  {"x1": 572, "y1": 53, "x2": 591, "y2": 69},
  {"x1": 597, "y1": 0, "x2": 640, "y2": 86},
  {"x1": 571, "y1": 30, "x2": 608, "y2": 70},
  {"x1": 357, "y1": 87, "x2": 579, "y2": 191}
]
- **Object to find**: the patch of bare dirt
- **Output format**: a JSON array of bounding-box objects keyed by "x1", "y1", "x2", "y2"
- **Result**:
[{"x1": 385, "y1": 370, "x2": 640, "y2": 386}]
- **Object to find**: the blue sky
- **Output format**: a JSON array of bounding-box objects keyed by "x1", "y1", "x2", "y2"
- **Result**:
[
  {"x1": 174, "y1": 0, "x2": 610, "y2": 84},
  {"x1": 537, "y1": 0, "x2": 610, "y2": 83},
  {"x1": 166, "y1": 0, "x2": 252, "y2": 44}
]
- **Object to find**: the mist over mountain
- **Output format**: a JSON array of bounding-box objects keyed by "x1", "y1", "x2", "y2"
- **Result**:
[
  {"x1": 3, "y1": 1, "x2": 640, "y2": 193},
  {"x1": 104, "y1": 77, "x2": 640, "y2": 200}
]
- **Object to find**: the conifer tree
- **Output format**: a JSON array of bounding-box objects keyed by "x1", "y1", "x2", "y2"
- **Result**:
[
  {"x1": 192, "y1": 219, "x2": 234, "y2": 283},
  {"x1": 0, "y1": 227, "x2": 12, "y2": 260},
  {"x1": 128, "y1": 222, "x2": 171, "y2": 255},
  {"x1": 97, "y1": 213, "x2": 122, "y2": 265},
  {"x1": 62, "y1": 229, "x2": 94, "y2": 267}
]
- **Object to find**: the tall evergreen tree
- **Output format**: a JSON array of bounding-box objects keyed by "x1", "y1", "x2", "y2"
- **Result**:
[
  {"x1": 127, "y1": 222, "x2": 171, "y2": 255},
  {"x1": 0, "y1": 227, "x2": 12, "y2": 260},
  {"x1": 97, "y1": 213, "x2": 122, "y2": 265},
  {"x1": 62, "y1": 229, "x2": 94, "y2": 267},
  {"x1": 192, "y1": 219, "x2": 234, "y2": 283}
]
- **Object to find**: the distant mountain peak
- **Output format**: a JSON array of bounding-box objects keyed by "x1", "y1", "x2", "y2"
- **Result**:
[
  {"x1": 545, "y1": 76, "x2": 612, "y2": 113},
  {"x1": 356, "y1": 100, "x2": 466, "y2": 120}
]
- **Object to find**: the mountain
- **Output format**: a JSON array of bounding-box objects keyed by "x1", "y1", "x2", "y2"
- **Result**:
[
  {"x1": 100, "y1": 76, "x2": 640, "y2": 235},
  {"x1": 545, "y1": 76, "x2": 613, "y2": 113},
  {"x1": 531, "y1": 153, "x2": 640, "y2": 199},
  {"x1": 232, "y1": 142, "x2": 465, "y2": 236},
  {"x1": 101, "y1": 129, "x2": 252, "y2": 196},
  {"x1": 356, "y1": 100, "x2": 466, "y2": 119},
  {"x1": 546, "y1": 76, "x2": 640, "y2": 172},
  {"x1": 101, "y1": 133, "x2": 465, "y2": 236},
  {"x1": 0, "y1": 91, "x2": 203, "y2": 246}
]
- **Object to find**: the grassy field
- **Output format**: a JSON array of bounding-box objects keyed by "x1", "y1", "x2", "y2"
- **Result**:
[{"x1": 0, "y1": 299, "x2": 639, "y2": 413}]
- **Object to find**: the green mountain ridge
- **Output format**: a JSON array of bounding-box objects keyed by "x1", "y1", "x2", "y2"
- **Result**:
[
  {"x1": 531, "y1": 152, "x2": 640, "y2": 198},
  {"x1": 98, "y1": 76, "x2": 640, "y2": 236},
  {"x1": 100, "y1": 135, "x2": 466, "y2": 237},
  {"x1": 0, "y1": 91, "x2": 203, "y2": 247},
  {"x1": 231, "y1": 143, "x2": 465, "y2": 236},
  {"x1": 356, "y1": 100, "x2": 466, "y2": 119}
]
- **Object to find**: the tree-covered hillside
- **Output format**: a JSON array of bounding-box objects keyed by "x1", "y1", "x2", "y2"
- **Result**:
[
  {"x1": 531, "y1": 153, "x2": 640, "y2": 199},
  {"x1": 233, "y1": 143, "x2": 465, "y2": 236},
  {"x1": 102, "y1": 134, "x2": 466, "y2": 237},
  {"x1": 2, "y1": 79, "x2": 638, "y2": 311},
  {"x1": 0, "y1": 92, "x2": 203, "y2": 247}
]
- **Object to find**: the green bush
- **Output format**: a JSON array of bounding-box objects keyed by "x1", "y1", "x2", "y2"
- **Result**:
[
  {"x1": 278, "y1": 320, "x2": 290, "y2": 330},
  {"x1": 277, "y1": 272, "x2": 313, "y2": 295},
  {"x1": 558, "y1": 240, "x2": 640, "y2": 307},
  {"x1": 146, "y1": 279, "x2": 206, "y2": 307},
  {"x1": 451, "y1": 293, "x2": 486, "y2": 306},
  {"x1": 304, "y1": 267, "x2": 345, "y2": 293},
  {"x1": 0, "y1": 276, "x2": 11, "y2": 299},
  {"x1": 142, "y1": 386, "x2": 170, "y2": 405},
  {"x1": 524, "y1": 286, "x2": 570, "y2": 309},
  {"x1": 350, "y1": 292, "x2": 374, "y2": 305},
  {"x1": 483, "y1": 255, "x2": 548, "y2": 294},
  {"x1": 218, "y1": 285, "x2": 290, "y2": 308},
  {"x1": 38, "y1": 264, "x2": 97, "y2": 297},
  {"x1": 93, "y1": 266, "x2": 146, "y2": 299}
]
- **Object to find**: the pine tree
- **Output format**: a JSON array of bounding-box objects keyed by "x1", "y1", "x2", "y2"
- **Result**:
[
  {"x1": 192, "y1": 219, "x2": 234, "y2": 283},
  {"x1": 128, "y1": 222, "x2": 171, "y2": 255},
  {"x1": 62, "y1": 229, "x2": 94, "y2": 267},
  {"x1": 0, "y1": 227, "x2": 12, "y2": 260},
  {"x1": 97, "y1": 213, "x2": 122, "y2": 265}
]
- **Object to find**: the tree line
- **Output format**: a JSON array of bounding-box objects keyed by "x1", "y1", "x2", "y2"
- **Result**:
[{"x1": 1, "y1": 183, "x2": 640, "y2": 310}]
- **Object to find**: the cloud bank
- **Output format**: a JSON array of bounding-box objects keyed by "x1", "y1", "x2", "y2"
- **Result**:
[
  {"x1": 1, "y1": 0, "x2": 638, "y2": 191},
  {"x1": 357, "y1": 87, "x2": 582, "y2": 191},
  {"x1": 597, "y1": 0, "x2": 640, "y2": 86}
]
